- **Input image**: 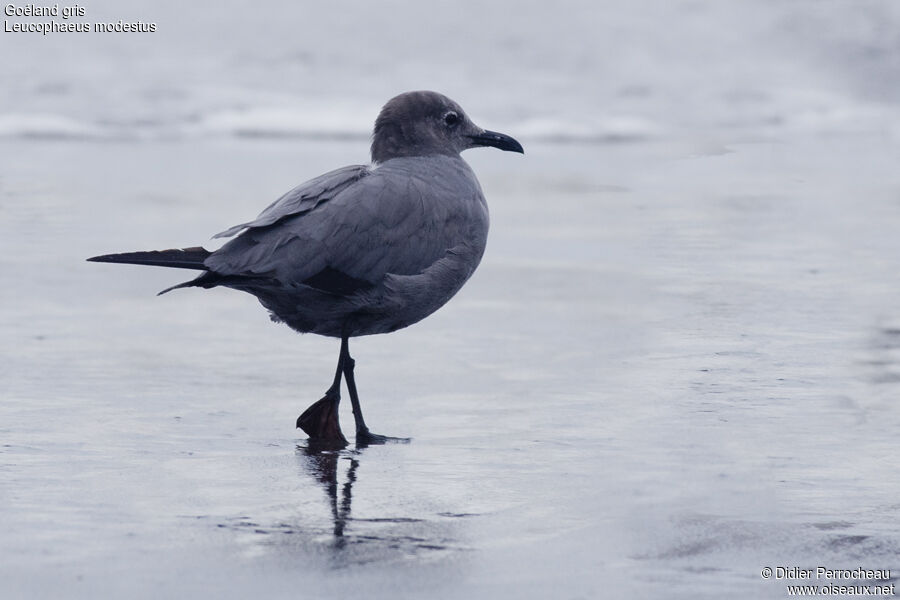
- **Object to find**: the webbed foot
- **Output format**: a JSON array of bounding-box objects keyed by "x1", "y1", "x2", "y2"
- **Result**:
[
  {"x1": 297, "y1": 392, "x2": 348, "y2": 447},
  {"x1": 355, "y1": 427, "x2": 410, "y2": 448}
]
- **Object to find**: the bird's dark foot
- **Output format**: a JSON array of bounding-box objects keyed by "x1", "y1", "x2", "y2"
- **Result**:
[
  {"x1": 354, "y1": 427, "x2": 411, "y2": 448},
  {"x1": 297, "y1": 392, "x2": 348, "y2": 447}
]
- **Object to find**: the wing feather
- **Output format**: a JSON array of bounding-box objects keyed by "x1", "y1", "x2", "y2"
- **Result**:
[
  {"x1": 212, "y1": 164, "x2": 370, "y2": 239},
  {"x1": 205, "y1": 156, "x2": 487, "y2": 291}
]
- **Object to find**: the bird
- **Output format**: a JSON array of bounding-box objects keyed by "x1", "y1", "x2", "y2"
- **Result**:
[{"x1": 88, "y1": 90, "x2": 524, "y2": 447}]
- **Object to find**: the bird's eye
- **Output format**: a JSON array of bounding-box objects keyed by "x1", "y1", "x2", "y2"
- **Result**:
[{"x1": 443, "y1": 111, "x2": 460, "y2": 127}]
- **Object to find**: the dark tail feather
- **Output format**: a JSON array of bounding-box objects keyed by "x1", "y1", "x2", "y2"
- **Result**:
[
  {"x1": 157, "y1": 271, "x2": 273, "y2": 296},
  {"x1": 157, "y1": 273, "x2": 214, "y2": 296},
  {"x1": 88, "y1": 246, "x2": 214, "y2": 295},
  {"x1": 88, "y1": 247, "x2": 266, "y2": 296},
  {"x1": 87, "y1": 246, "x2": 212, "y2": 270}
]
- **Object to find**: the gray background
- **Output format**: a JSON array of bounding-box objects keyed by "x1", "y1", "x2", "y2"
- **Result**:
[{"x1": 2, "y1": 1, "x2": 900, "y2": 598}]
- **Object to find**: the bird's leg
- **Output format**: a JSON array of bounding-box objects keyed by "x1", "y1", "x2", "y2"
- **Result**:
[
  {"x1": 341, "y1": 336, "x2": 408, "y2": 446},
  {"x1": 296, "y1": 346, "x2": 348, "y2": 446},
  {"x1": 340, "y1": 337, "x2": 373, "y2": 439}
]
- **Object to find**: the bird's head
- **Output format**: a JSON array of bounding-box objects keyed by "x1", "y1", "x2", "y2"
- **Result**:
[{"x1": 371, "y1": 90, "x2": 524, "y2": 164}]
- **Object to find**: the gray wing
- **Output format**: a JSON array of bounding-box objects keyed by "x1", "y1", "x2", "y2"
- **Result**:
[
  {"x1": 212, "y1": 164, "x2": 370, "y2": 239},
  {"x1": 205, "y1": 158, "x2": 486, "y2": 289}
]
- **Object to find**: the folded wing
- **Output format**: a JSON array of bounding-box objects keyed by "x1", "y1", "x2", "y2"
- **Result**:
[
  {"x1": 205, "y1": 157, "x2": 484, "y2": 292},
  {"x1": 212, "y1": 164, "x2": 370, "y2": 239}
]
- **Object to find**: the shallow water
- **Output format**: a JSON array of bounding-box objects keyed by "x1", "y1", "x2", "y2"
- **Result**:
[
  {"x1": 4, "y1": 132, "x2": 900, "y2": 598},
  {"x1": 4, "y1": 2, "x2": 900, "y2": 599}
]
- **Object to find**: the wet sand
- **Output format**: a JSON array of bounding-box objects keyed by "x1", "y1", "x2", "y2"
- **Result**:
[{"x1": 2, "y1": 133, "x2": 900, "y2": 598}]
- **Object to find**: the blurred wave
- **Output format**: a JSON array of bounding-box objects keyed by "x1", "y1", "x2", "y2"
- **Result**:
[
  {"x1": 3, "y1": 0, "x2": 898, "y2": 144},
  {"x1": 0, "y1": 107, "x2": 664, "y2": 143}
]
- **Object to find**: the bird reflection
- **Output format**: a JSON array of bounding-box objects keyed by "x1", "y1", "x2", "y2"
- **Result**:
[
  {"x1": 865, "y1": 325, "x2": 900, "y2": 384},
  {"x1": 294, "y1": 440, "x2": 461, "y2": 564},
  {"x1": 297, "y1": 442, "x2": 360, "y2": 544}
]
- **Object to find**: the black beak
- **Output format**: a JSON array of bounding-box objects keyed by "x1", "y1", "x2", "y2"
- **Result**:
[{"x1": 467, "y1": 130, "x2": 525, "y2": 154}]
